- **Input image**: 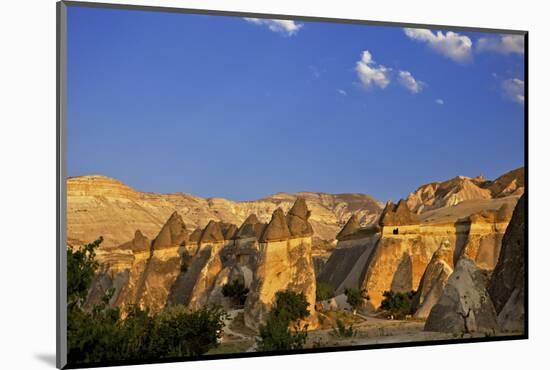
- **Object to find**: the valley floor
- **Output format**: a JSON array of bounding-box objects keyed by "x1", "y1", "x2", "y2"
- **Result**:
[{"x1": 207, "y1": 310, "x2": 519, "y2": 356}]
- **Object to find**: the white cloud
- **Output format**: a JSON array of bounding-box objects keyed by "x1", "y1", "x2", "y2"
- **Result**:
[
  {"x1": 501, "y1": 78, "x2": 524, "y2": 104},
  {"x1": 398, "y1": 70, "x2": 424, "y2": 93},
  {"x1": 355, "y1": 50, "x2": 391, "y2": 89},
  {"x1": 477, "y1": 34, "x2": 524, "y2": 55},
  {"x1": 435, "y1": 98, "x2": 444, "y2": 105},
  {"x1": 403, "y1": 28, "x2": 473, "y2": 63},
  {"x1": 244, "y1": 18, "x2": 302, "y2": 36},
  {"x1": 337, "y1": 89, "x2": 347, "y2": 96}
]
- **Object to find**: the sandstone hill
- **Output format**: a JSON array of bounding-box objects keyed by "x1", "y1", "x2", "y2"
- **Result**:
[
  {"x1": 67, "y1": 175, "x2": 382, "y2": 248},
  {"x1": 406, "y1": 167, "x2": 524, "y2": 214}
]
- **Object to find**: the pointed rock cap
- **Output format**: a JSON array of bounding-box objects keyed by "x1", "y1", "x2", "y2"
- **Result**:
[
  {"x1": 336, "y1": 214, "x2": 361, "y2": 240},
  {"x1": 200, "y1": 220, "x2": 225, "y2": 243},
  {"x1": 286, "y1": 198, "x2": 314, "y2": 237},
  {"x1": 378, "y1": 201, "x2": 395, "y2": 226},
  {"x1": 119, "y1": 229, "x2": 151, "y2": 252},
  {"x1": 153, "y1": 211, "x2": 189, "y2": 249},
  {"x1": 235, "y1": 214, "x2": 265, "y2": 239},
  {"x1": 189, "y1": 227, "x2": 203, "y2": 243},
  {"x1": 380, "y1": 199, "x2": 418, "y2": 226},
  {"x1": 221, "y1": 223, "x2": 238, "y2": 240},
  {"x1": 260, "y1": 208, "x2": 291, "y2": 242}
]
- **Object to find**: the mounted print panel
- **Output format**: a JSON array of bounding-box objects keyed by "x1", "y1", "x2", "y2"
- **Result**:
[{"x1": 57, "y1": 1, "x2": 527, "y2": 368}]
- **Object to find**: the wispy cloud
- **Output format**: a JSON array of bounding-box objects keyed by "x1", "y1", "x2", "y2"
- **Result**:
[
  {"x1": 244, "y1": 18, "x2": 302, "y2": 36},
  {"x1": 398, "y1": 70, "x2": 425, "y2": 93},
  {"x1": 403, "y1": 28, "x2": 472, "y2": 63},
  {"x1": 337, "y1": 89, "x2": 347, "y2": 96},
  {"x1": 477, "y1": 34, "x2": 524, "y2": 55},
  {"x1": 355, "y1": 50, "x2": 391, "y2": 89},
  {"x1": 501, "y1": 78, "x2": 524, "y2": 104},
  {"x1": 435, "y1": 98, "x2": 444, "y2": 105}
]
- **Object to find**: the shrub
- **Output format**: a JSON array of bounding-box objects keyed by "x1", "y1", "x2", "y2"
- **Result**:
[
  {"x1": 316, "y1": 282, "x2": 335, "y2": 301},
  {"x1": 221, "y1": 280, "x2": 249, "y2": 306},
  {"x1": 257, "y1": 291, "x2": 310, "y2": 351},
  {"x1": 148, "y1": 305, "x2": 227, "y2": 358},
  {"x1": 344, "y1": 287, "x2": 369, "y2": 313},
  {"x1": 331, "y1": 319, "x2": 356, "y2": 338},
  {"x1": 380, "y1": 290, "x2": 414, "y2": 319}
]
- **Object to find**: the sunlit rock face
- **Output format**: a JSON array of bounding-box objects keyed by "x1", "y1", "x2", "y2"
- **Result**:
[
  {"x1": 412, "y1": 240, "x2": 454, "y2": 319},
  {"x1": 424, "y1": 258, "x2": 498, "y2": 334},
  {"x1": 457, "y1": 204, "x2": 513, "y2": 270},
  {"x1": 488, "y1": 195, "x2": 525, "y2": 332},
  {"x1": 244, "y1": 200, "x2": 318, "y2": 331},
  {"x1": 318, "y1": 214, "x2": 380, "y2": 295},
  {"x1": 405, "y1": 167, "x2": 523, "y2": 214},
  {"x1": 321, "y1": 195, "x2": 519, "y2": 312}
]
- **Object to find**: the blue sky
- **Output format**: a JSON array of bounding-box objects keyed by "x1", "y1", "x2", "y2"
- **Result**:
[{"x1": 67, "y1": 6, "x2": 525, "y2": 202}]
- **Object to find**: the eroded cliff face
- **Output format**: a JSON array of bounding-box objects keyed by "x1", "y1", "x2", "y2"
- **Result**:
[
  {"x1": 67, "y1": 175, "x2": 382, "y2": 248},
  {"x1": 412, "y1": 240, "x2": 453, "y2": 319},
  {"x1": 424, "y1": 258, "x2": 498, "y2": 334},
  {"x1": 85, "y1": 199, "x2": 318, "y2": 332},
  {"x1": 488, "y1": 195, "x2": 525, "y2": 332},
  {"x1": 244, "y1": 205, "x2": 318, "y2": 331},
  {"x1": 320, "y1": 196, "x2": 518, "y2": 311},
  {"x1": 79, "y1": 169, "x2": 525, "y2": 336}
]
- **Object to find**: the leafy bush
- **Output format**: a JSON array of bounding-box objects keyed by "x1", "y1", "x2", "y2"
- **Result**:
[
  {"x1": 257, "y1": 291, "x2": 310, "y2": 351},
  {"x1": 148, "y1": 305, "x2": 227, "y2": 358},
  {"x1": 316, "y1": 282, "x2": 335, "y2": 301},
  {"x1": 222, "y1": 280, "x2": 249, "y2": 306},
  {"x1": 331, "y1": 319, "x2": 356, "y2": 338},
  {"x1": 380, "y1": 290, "x2": 414, "y2": 319},
  {"x1": 344, "y1": 287, "x2": 369, "y2": 313}
]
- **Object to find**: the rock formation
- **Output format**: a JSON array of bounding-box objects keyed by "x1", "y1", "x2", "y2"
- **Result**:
[
  {"x1": 200, "y1": 220, "x2": 225, "y2": 243},
  {"x1": 151, "y1": 211, "x2": 188, "y2": 249},
  {"x1": 335, "y1": 214, "x2": 361, "y2": 241},
  {"x1": 244, "y1": 200, "x2": 317, "y2": 331},
  {"x1": 412, "y1": 240, "x2": 454, "y2": 318},
  {"x1": 406, "y1": 168, "x2": 524, "y2": 214},
  {"x1": 322, "y1": 194, "x2": 519, "y2": 310},
  {"x1": 260, "y1": 208, "x2": 291, "y2": 242},
  {"x1": 424, "y1": 258, "x2": 498, "y2": 333},
  {"x1": 488, "y1": 195, "x2": 525, "y2": 332},
  {"x1": 379, "y1": 199, "x2": 419, "y2": 226},
  {"x1": 457, "y1": 204, "x2": 512, "y2": 270},
  {"x1": 117, "y1": 230, "x2": 151, "y2": 253},
  {"x1": 286, "y1": 197, "x2": 314, "y2": 237},
  {"x1": 318, "y1": 214, "x2": 380, "y2": 296}
]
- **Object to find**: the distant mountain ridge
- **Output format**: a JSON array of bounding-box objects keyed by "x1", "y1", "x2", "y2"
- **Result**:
[
  {"x1": 406, "y1": 167, "x2": 524, "y2": 214},
  {"x1": 67, "y1": 167, "x2": 524, "y2": 248},
  {"x1": 67, "y1": 175, "x2": 383, "y2": 248}
]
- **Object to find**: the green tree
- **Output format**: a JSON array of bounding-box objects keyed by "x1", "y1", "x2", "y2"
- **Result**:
[
  {"x1": 331, "y1": 319, "x2": 356, "y2": 338},
  {"x1": 148, "y1": 305, "x2": 227, "y2": 358},
  {"x1": 222, "y1": 280, "x2": 249, "y2": 306},
  {"x1": 316, "y1": 282, "x2": 335, "y2": 301},
  {"x1": 380, "y1": 290, "x2": 414, "y2": 319},
  {"x1": 344, "y1": 287, "x2": 369, "y2": 314},
  {"x1": 257, "y1": 291, "x2": 310, "y2": 351}
]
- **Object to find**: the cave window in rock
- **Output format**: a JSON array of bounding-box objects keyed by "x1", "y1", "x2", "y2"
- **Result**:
[{"x1": 393, "y1": 228, "x2": 399, "y2": 235}]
